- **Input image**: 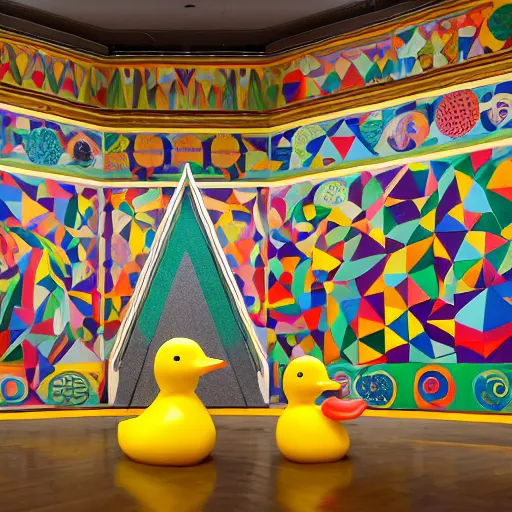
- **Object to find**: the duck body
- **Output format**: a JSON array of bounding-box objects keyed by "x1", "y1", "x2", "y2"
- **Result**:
[
  {"x1": 277, "y1": 404, "x2": 350, "y2": 463},
  {"x1": 276, "y1": 356, "x2": 367, "y2": 464},
  {"x1": 118, "y1": 337, "x2": 226, "y2": 466},
  {"x1": 119, "y1": 394, "x2": 216, "y2": 466}
]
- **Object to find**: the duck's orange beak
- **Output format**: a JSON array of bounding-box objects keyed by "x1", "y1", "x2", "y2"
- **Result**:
[
  {"x1": 195, "y1": 357, "x2": 227, "y2": 375},
  {"x1": 317, "y1": 380, "x2": 341, "y2": 392}
]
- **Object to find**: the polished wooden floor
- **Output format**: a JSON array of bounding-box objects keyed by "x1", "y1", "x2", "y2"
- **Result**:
[{"x1": 1, "y1": 415, "x2": 512, "y2": 511}]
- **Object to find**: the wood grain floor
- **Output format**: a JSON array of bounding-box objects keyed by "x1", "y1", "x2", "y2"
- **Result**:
[{"x1": 0, "y1": 415, "x2": 511, "y2": 511}]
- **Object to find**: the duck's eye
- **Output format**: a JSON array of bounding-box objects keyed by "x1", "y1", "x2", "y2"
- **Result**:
[
  {"x1": 297, "y1": 372, "x2": 304, "y2": 378},
  {"x1": 174, "y1": 356, "x2": 180, "y2": 362}
]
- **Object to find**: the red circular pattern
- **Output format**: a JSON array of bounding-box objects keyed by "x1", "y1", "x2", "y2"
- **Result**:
[
  {"x1": 423, "y1": 376, "x2": 440, "y2": 394},
  {"x1": 435, "y1": 90, "x2": 480, "y2": 138}
]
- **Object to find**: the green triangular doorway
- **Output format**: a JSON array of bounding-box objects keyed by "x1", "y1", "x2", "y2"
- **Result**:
[{"x1": 113, "y1": 188, "x2": 266, "y2": 407}]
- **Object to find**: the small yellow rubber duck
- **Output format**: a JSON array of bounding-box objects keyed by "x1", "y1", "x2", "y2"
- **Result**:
[
  {"x1": 276, "y1": 356, "x2": 367, "y2": 463},
  {"x1": 118, "y1": 337, "x2": 227, "y2": 466}
]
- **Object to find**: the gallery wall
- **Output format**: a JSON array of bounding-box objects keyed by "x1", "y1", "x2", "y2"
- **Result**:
[{"x1": 1, "y1": 0, "x2": 512, "y2": 411}]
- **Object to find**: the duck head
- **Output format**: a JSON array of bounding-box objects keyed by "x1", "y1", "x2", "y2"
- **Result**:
[
  {"x1": 283, "y1": 356, "x2": 340, "y2": 405},
  {"x1": 154, "y1": 338, "x2": 227, "y2": 394}
]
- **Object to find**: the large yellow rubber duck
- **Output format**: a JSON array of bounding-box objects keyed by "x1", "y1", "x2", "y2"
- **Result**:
[
  {"x1": 276, "y1": 356, "x2": 367, "y2": 463},
  {"x1": 118, "y1": 337, "x2": 227, "y2": 466}
]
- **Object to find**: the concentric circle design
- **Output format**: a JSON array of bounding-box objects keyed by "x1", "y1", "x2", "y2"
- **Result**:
[
  {"x1": 473, "y1": 370, "x2": 511, "y2": 412},
  {"x1": 0, "y1": 376, "x2": 29, "y2": 404},
  {"x1": 354, "y1": 370, "x2": 397, "y2": 408},
  {"x1": 414, "y1": 365, "x2": 455, "y2": 409}
]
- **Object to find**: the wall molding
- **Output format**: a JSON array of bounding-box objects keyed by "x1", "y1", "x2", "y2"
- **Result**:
[
  {"x1": 1, "y1": 0, "x2": 508, "y2": 115},
  {"x1": 2, "y1": 50, "x2": 512, "y2": 131}
]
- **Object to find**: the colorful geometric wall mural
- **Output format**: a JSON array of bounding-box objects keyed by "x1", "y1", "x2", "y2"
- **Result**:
[
  {"x1": 4, "y1": 78, "x2": 512, "y2": 182},
  {"x1": 0, "y1": 171, "x2": 105, "y2": 406},
  {"x1": 267, "y1": 145, "x2": 512, "y2": 411},
  {"x1": 2, "y1": 1, "x2": 512, "y2": 412},
  {"x1": 104, "y1": 132, "x2": 270, "y2": 181},
  {"x1": 2, "y1": 140, "x2": 512, "y2": 410},
  {"x1": 1, "y1": 2, "x2": 512, "y2": 111},
  {"x1": 1, "y1": 109, "x2": 104, "y2": 179}
]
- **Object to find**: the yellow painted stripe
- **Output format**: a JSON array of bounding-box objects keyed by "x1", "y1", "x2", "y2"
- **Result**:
[{"x1": 0, "y1": 407, "x2": 511, "y2": 424}]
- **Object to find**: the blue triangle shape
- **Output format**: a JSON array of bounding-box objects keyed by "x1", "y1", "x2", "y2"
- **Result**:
[
  {"x1": 436, "y1": 214, "x2": 467, "y2": 232},
  {"x1": 410, "y1": 332, "x2": 435, "y2": 358},
  {"x1": 389, "y1": 312, "x2": 408, "y2": 341}
]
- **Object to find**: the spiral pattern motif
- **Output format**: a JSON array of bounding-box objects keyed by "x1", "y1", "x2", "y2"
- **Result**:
[{"x1": 474, "y1": 370, "x2": 511, "y2": 411}]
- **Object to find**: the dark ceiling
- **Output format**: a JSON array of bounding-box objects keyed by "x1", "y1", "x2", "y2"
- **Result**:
[{"x1": 0, "y1": 0, "x2": 441, "y2": 55}]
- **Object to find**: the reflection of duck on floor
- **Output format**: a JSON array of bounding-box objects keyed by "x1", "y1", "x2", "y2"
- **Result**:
[
  {"x1": 116, "y1": 459, "x2": 216, "y2": 512},
  {"x1": 277, "y1": 459, "x2": 353, "y2": 512}
]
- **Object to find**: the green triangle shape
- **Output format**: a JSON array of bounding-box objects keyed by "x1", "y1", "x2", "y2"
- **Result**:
[
  {"x1": 387, "y1": 219, "x2": 421, "y2": 244},
  {"x1": 410, "y1": 266, "x2": 438, "y2": 299},
  {"x1": 410, "y1": 245, "x2": 435, "y2": 273},
  {"x1": 473, "y1": 210, "x2": 503, "y2": 234},
  {"x1": 422, "y1": 191, "x2": 439, "y2": 215},
  {"x1": 383, "y1": 207, "x2": 397, "y2": 234},
  {"x1": 453, "y1": 258, "x2": 481, "y2": 280},
  {"x1": 432, "y1": 340, "x2": 456, "y2": 358},
  {"x1": 342, "y1": 340, "x2": 359, "y2": 365},
  {"x1": 359, "y1": 330, "x2": 385, "y2": 355},
  {"x1": 362, "y1": 177, "x2": 384, "y2": 210},
  {"x1": 409, "y1": 344, "x2": 435, "y2": 363},
  {"x1": 487, "y1": 242, "x2": 510, "y2": 270},
  {"x1": 455, "y1": 154, "x2": 476, "y2": 178},
  {"x1": 409, "y1": 224, "x2": 434, "y2": 244},
  {"x1": 341, "y1": 324, "x2": 357, "y2": 352}
]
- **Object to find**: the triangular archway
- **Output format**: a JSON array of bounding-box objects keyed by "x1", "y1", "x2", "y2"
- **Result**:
[{"x1": 109, "y1": 165, "x2": 268, "y2": 407}]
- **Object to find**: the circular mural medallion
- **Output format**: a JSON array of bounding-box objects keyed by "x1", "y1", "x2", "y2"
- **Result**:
[
  {"x1": 26, "y1": 128, "x2": 63, "y2": 166},
  {"x1": 414, "y1": 365, "x2": 455, "y2": 409},
  {"x1": 49, "y1": 372, "x2": 90, "y2": 406},
  {"x1": 473, "y1": 369, "x2": 511, "y2": 411},
  {"x1": 354, "y1": 370, "x2": 397, "y2": 408},
  {"x1": 435, "y1": 90, "x2": 479, "y2": 139}
]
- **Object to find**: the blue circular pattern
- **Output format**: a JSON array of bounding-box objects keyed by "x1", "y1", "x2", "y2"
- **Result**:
[
  {"x1": 26, "y1": 128, "x2": 63, "y2": 166},
  {"x1": 355, "y1": 371, "x2": 396, "y2": 408},
  {"x1": 474, "y1": 370, "x2": 511, "y2": 411},
  {"x1": 0, "y1": 376, "x2": 28, "y2": 403},
  {"x1": 417, "y1": 370, "x2": 449, "y2": 402}
]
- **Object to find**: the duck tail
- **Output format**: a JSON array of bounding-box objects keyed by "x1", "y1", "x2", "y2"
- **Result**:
[{"x1": 321, "y1": 397, "x2": 367, "y2": 421}]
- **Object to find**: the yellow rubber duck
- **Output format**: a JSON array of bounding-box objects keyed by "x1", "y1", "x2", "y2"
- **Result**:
[
  {"x1": 118, "y1": 337, "x2": 227, "y2": 466},
  {"x1": 276, "y1": 356, "x2": 367, "y2": 463}
]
